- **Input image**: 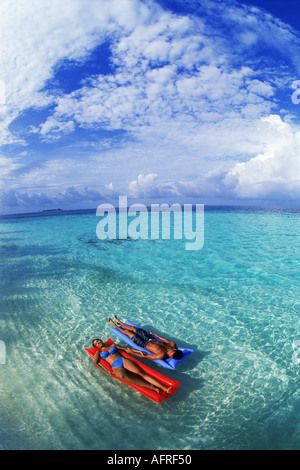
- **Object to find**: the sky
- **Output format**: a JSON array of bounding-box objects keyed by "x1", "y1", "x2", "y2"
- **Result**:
[{"x1": 0, "y1": 0, "x2": 300, "y2": 214}]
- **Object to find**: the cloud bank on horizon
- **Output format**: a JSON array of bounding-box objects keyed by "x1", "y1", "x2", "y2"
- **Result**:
[{"x1": 0, "y1": 0, "x2": 300, "y2": 213}]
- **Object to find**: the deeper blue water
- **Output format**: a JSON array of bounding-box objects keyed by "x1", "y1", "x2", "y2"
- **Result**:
[{"x1": 0, "y1": 206, "x2": 299, "y2": 450}]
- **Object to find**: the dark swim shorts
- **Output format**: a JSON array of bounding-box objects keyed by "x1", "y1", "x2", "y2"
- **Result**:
[{"x1": 131, "y1": 328, "x2": 154, "y2": 349}]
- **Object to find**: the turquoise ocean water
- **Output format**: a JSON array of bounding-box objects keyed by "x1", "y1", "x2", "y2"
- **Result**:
[{"x1": 0, "y1": 206, "x2": 299, "y2": 450}]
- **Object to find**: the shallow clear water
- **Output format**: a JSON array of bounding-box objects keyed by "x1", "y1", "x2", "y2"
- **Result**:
[{"x1": 0, "y1": 207, "x2": 299, "y2": 450}]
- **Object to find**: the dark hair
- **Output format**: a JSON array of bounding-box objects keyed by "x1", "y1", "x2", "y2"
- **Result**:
[
  {"x1": 93, "y1": 338, "x2": 101, "y2": 347},
  {"x1": 172, "y1": 350, "x2": 183, "y2": 360}
]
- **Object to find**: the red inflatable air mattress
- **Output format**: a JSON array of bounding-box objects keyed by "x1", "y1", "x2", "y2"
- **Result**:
[{"x1": 85, "y1": 339, "x2": 180, "y2": 402}]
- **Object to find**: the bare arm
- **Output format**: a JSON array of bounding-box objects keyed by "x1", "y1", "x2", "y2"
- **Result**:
[
  {"x1": 114, "y1": 344, "x2": 129, "y2": 352},
  {"x1": 148, "y1": 331, "x2": 168, "y2": 342},
  {"x1": 124, "y1": 348, "x2": 149, "y2": 358},
  {"x1": 108, "y1": 340, "x2": 130, "y2": 353},
  {"x1": 148, "y1": 331, "x2": 176, "y2": 347},
  {"x1": 142, "y1": 352, "x2": 166, "y2": 360},
  {"x1": 125, "y1": 348, "x2": 165, "y2": 361}
]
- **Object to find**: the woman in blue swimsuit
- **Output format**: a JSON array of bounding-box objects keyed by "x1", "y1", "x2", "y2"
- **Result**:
[{"x1": 92, "y1": 339, "x2": 171, "y2": 393}]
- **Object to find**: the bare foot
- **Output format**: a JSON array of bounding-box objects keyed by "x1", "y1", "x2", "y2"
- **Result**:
[
  {"x1": 156, "y1": 383, "x2": 172, "y2": 394},
  {"x1": 108, "y1": 317, "x2": 116, "y2": 327}
]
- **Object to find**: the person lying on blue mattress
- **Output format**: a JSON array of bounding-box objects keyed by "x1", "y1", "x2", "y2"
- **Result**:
[
  {"x1": 92, "y1": 339, "x2": 171, "y2": 393},
  {"x1": 108, "y1": 316, "x2": 183, "y2": 362}
]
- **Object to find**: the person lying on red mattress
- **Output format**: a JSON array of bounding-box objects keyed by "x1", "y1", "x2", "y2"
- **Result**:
[{"x1": 92, "y1": 338, "x2": 171, "y2": 393}]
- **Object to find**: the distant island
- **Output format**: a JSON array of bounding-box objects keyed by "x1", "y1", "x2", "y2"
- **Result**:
[{"x1": 42, "y1": 208, "x2": 64, "y2": 212}]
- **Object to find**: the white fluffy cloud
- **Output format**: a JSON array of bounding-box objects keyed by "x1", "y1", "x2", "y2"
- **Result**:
[
  {"x1": 36, "y1": 9, "x2": 280, "y2": 140},
  {"x1": 123, "y1": 115, "x2": 300, "y2": 202},
  {"x1": 0, "y1": 186, "x2": 105, "y2": 209},
  {"x1": 225, "y1": 115, "x2": 300, "y2": 200},
  {"x1": 0, "y1": 0, "x2": 148, "y2": 144},
  {"x1": 0, "y1": 155, "x2": 22, "y2": 182}
]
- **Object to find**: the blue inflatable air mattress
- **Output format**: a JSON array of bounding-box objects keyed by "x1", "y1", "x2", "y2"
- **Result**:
[{"x1": 110, "y1": 319, "x2": 194, "y2": 370}]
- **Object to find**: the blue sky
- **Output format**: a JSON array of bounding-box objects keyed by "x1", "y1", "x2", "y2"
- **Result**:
[{"x1": 0, "y1": 0, "x2": 300, "y2": 214}]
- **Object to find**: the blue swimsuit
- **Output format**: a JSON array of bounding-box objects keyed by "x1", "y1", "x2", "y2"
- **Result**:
[{"x1": 101, "y1": 346, "x2": 124, "y2": 368}]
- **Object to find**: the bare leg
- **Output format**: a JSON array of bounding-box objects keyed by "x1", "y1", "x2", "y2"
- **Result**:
[
  {"x1": 113, "y1": 367, "x2": 160, "y2": 393},
  {"x1": 108, "y1": 317, "x2": 136, "y2": 340},
  {"x1": 123, "y1": 358, "x2": 171, "y2": 393},
  {"x1": 113, "y1": 315, "x2": 137, "y2": 333}
]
